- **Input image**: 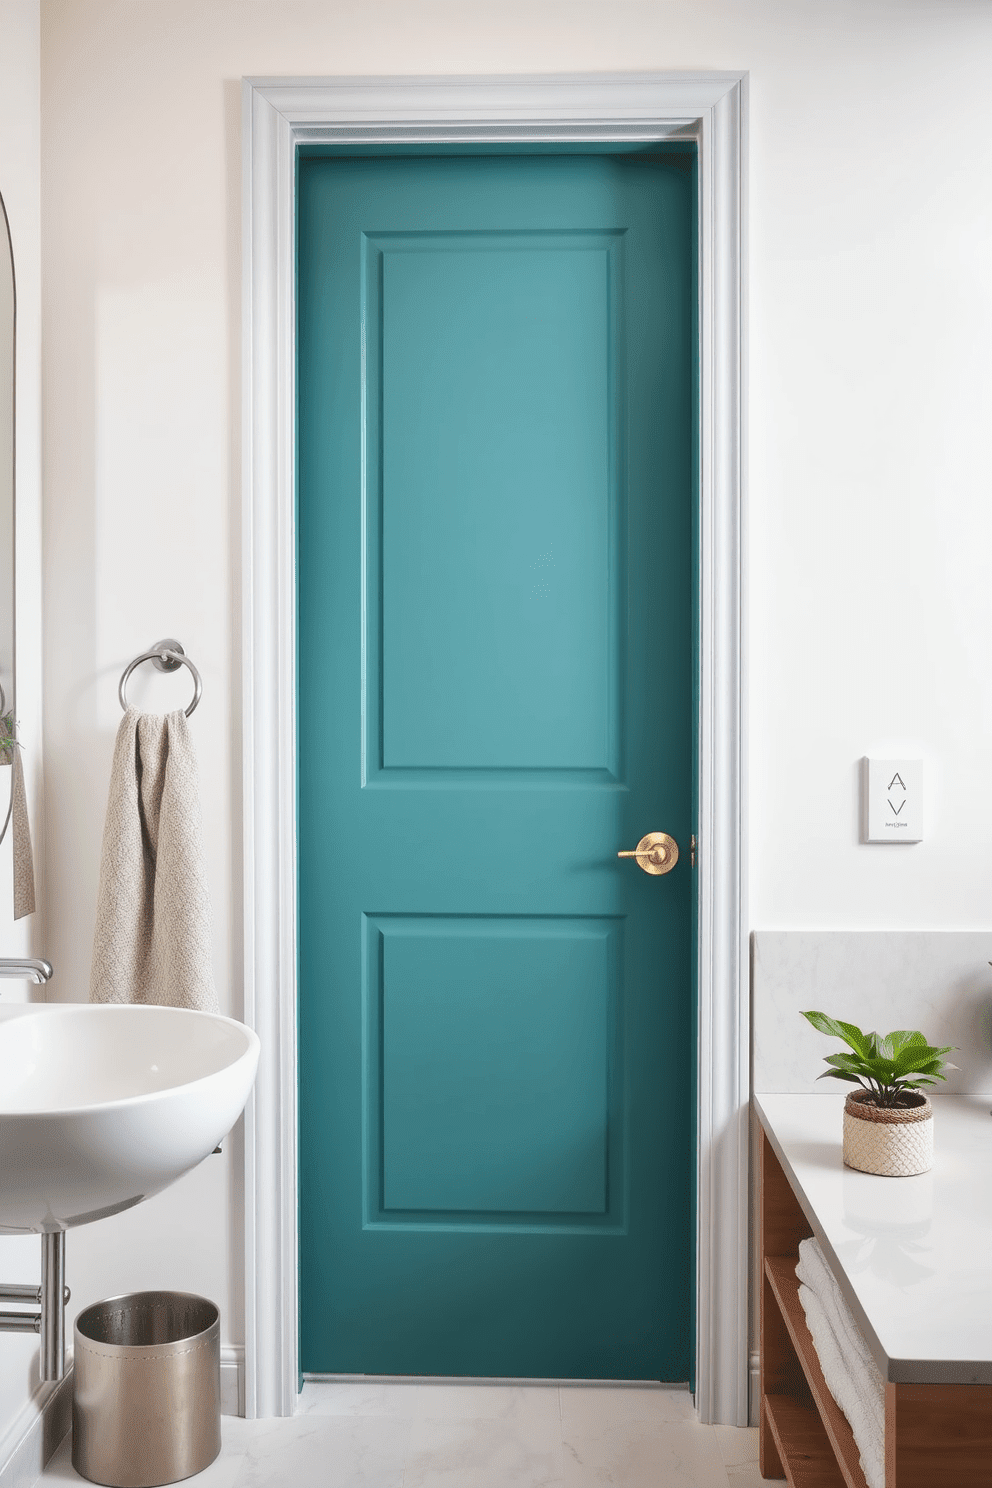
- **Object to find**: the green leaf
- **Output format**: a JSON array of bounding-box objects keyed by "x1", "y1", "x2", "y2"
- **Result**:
[
  {"x1": 821, "y1": 1052, "x2": 868, "y2": 1071},
  {"x1": 861, "y1": 1057, "x2": 898, "y2": 1082},
  {"x1": 900, "y1": 1057, "x2": 943, "y2": 1077},
  {"x1": 886, "y1": 1030, "x2": 928, "y2": 1055},
  {"x1": 892, "y1": 1044, "x2": 944, "y2": 1076},
  {"x1": 898, "y1": 1054, "x2": 957, "y2": 1081},
  {"x1": 800, "y1": 1011, "x2": 872, "y2": 1057},
  {"x1": 815, "y1": 1070, "x2": 864, "y2": 1085}
]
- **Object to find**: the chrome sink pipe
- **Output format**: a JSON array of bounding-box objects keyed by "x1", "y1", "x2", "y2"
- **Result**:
[
  {"x1": 0, "y1": 1237, "x2": 68, "y2": 1381},
  {"x1": 0, "y1": 957, "x2": 66, "y2": 1379},
  {"x1": 41, "y1": 1235, "x2": 67, "y2": 1379}
]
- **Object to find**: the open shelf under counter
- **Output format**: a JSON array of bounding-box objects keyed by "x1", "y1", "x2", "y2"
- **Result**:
[
  {"x1": 755, "y1": 1093, "x2": 992, "y2": 1488},
  {"x1": 763, "y1": 1394, "x2": 848, "y2": 1488}
]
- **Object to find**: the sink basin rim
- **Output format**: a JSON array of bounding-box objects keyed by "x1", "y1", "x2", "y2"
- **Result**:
[{"x1": 0, "y1": 1003, "x2": 260, "y2": 1117}]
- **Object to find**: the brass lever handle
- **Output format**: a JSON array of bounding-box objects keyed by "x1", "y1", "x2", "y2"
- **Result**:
[{"x1": 617, "y1": 832, "x2": 679, "y2": 875}]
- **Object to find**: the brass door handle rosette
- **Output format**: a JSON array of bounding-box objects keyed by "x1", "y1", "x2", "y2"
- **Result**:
[{"x1": 617, "y1": 832, "x2": 679, "y2": 876}]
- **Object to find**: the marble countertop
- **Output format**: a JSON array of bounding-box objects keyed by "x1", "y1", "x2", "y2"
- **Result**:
[{"x1": 754, "y1": 1091, "x2": 992, "y2": 1385}]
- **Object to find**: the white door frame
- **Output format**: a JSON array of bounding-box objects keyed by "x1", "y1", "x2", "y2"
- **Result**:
[{"x1": 241, "y1": 71, "x2": 748, "y2": 1425}]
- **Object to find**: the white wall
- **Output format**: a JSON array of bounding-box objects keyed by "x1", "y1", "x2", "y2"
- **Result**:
[
  {"x1": 752, "y1": 931, "x2": 992, "y2": 1095},
  {"x1": 746, "y1": 8, "x2": 992, "y2": 930},
  {"x1": 22, "y1": 0, "x2": 992, "y2": 1434},
  {"x1": 0, "y1": 0, "x2": 48, "y2": 1452}
]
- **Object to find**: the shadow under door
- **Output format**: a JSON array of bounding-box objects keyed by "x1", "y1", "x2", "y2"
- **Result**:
[{"x1": 297, "y1": 149, "x2": 696, "y2": 1381}]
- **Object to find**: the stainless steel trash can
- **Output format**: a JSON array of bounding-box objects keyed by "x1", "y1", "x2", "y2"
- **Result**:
[{"x1": 72, "y1": 1292, "x2": 221, "y2": 1487}]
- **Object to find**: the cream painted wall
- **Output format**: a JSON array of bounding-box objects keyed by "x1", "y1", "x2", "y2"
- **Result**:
[
  {"x1": 14, "y1": 0, "x2": 992, "y2": 1436},
  {"x1": 0, "y1": 0, "x2": 48, "y2": 1453}
]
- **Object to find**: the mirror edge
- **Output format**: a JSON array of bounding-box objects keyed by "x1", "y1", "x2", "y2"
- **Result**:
[{"x1": 0, "y1": 186, "x2": 14, "y2": 737}]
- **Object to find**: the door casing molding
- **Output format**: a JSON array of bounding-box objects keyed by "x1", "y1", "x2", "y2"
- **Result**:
[{"x1": 241, "y1": 71, "x2": 748, "y2": 1425}]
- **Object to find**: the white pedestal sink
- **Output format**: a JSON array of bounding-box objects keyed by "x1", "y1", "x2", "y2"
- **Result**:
[{"x1": 0, "y1": 1003, "x2": 260, "y2": 1233}]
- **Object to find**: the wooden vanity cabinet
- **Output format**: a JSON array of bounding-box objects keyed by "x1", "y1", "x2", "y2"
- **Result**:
[{"x1": 758, "y1": 1123, "x2": 992, "y2": 1487}]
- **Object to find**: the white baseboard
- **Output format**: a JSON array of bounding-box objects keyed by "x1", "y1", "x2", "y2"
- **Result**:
[
  {"x1": 0, "y1": 1371, "x2": 73, "y2": 1488},
  {"x1": 748, "y1": 1351, "x2": 760, "y2": 1427},
  {"x1": 221, "y1": 1344, "x2": 245, "y2": 1417}
]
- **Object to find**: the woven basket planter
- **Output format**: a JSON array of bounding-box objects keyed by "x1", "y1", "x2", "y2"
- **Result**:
[{"x1": 842, "y1": 1091, "x2": 933, "y2": 1177}]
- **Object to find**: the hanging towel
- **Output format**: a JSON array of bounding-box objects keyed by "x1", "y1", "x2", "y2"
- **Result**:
[
  {"x1": 90, "y1": 707, "x2": 218, "y2": 1011},
  {"x1": 11, "y1": 747, "x2": 35, "y2": 919}
]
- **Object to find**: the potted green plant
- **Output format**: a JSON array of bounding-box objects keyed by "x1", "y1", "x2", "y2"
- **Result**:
[{"x1": 800, "y1": 1011, "x2": 957, "y2": 1176}]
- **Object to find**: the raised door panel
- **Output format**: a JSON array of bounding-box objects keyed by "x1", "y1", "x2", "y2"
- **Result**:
[
  {"x1": 364, "y1": 229, "x2": 622, "y2": 779},
  {"x1": 368, "y1": 915, "x2": 621, "y2": 1221}
]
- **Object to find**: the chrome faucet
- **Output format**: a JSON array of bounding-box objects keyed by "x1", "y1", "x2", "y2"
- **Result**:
[{"x1": 0, "y1": 957, "x2": 53, "y2": 983}]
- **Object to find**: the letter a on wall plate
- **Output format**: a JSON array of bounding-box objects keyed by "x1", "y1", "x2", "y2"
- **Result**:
[{"x1": 864, "y1": 758, "x2": 923, "y2": 843}]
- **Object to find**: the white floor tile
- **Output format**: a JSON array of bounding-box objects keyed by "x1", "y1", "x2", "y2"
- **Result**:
[
  {"x1": 559, "y1": 1385, "x2": 696, "y2": 1435},
  {"x1": 404, "y1": 1414, "x2": 564, "y2": 1488},
  {"x1": 231, "y1": 1415, "x2": 410, "y2": 1488},
  {"x1": 562, "y1": 1421, "x2": 729, "y2": 1488},
  {"x1": 713, "y1": 1425, "x2": 759, "y2": 1468},
  {"x1": 30, "y1": 1384, "x2": 788, "y2": 1488},
  {"x1": 411, "y1": 1383, "x2": 562, "y2": 1425},
  {"x1": 297, "y1": 1380, "x2": 425, "y2": 1418}
]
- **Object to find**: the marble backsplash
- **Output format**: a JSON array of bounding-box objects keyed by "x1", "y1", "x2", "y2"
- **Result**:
[{"x1": 752, "y1": 931, "x2": 992, "y2": 1096}]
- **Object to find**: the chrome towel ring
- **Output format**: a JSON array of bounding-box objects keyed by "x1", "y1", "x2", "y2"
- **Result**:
[{"x1": 118, "y1": 639, "x2": 202, "y2": 718}]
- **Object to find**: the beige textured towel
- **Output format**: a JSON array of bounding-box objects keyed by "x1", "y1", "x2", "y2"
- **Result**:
[
  {"x1": 90, "y1": 708, "x2": 218, "y2": 1010},
  {"x1": 11, "y1": 748, "x2": 35, "y2": 919}
]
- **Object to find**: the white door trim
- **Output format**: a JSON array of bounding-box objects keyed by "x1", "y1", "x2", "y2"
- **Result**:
[{"x1": 241, "y1": 71, "x2": 748, "y2": 1425}]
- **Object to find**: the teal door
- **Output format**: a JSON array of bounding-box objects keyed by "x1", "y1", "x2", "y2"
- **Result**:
[{"x1": 298, "y1": 151, "x2": 695, "y2": 1382}]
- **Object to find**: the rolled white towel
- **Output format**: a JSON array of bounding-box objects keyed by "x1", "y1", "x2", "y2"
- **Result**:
[
  {"x1": 797, "y1": 1238, "x2": 886, "y2": 1424},
  {"x1": 796, "y1": 1237, "x2": 885, "y2": 1488}
]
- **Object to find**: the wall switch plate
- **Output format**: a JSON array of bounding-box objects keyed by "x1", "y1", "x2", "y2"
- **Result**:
[{"x1": 864, "y1": 758, "x2": 923, "y2": 843}]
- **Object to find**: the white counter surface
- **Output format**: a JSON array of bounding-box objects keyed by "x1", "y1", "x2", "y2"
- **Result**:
[{"x1": 754, "y1": 1091, "x2": 992, "y2": 1385}]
